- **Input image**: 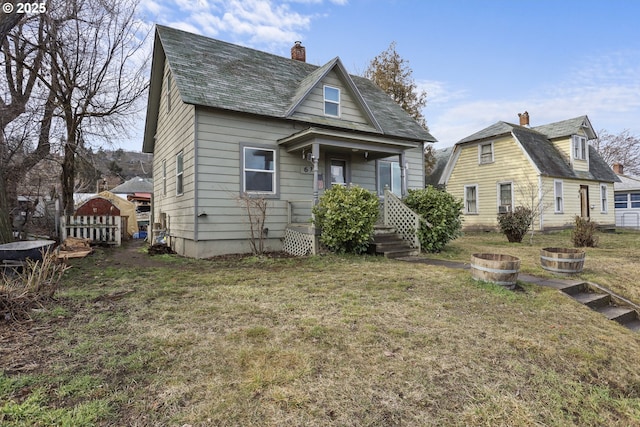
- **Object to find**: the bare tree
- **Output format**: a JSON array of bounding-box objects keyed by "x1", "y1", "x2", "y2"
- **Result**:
[
  {"x1": 0, "y1": 12, "x2": 53, "y2": 243},
  {"x1": 237, "y1": 194, "x2": 269, "y2": 255},
  {"x1": 364, "y1": 42, "x2": 428, "y2": 130},
  {"x1": 592, "y1": 129, "x2": 640, "y2": 175},
  {"x1": 515, "y1": 176, "x2": 553, "y2": 244},
  {"x1": 44, "y1": 0, "x2": 149, "y2": 214}
]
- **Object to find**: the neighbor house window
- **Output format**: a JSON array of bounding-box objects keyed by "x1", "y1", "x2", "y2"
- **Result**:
[
  {"x1": 479, "y1": 142, "x2": 493, "y2": 164},
  {"x1": 465, "y1": 185, "x2": 478, "y2": 214},
  {"x1": 324, "y1": 85, "x2": 340, "y2": 117},
  {"x1": 243, "y1": 146, "x2": 276, "y2": 194},
  {"x1": 615, "y1": 193, "x2": 628, "y2": 209},
  {"x1": 554, "y1": 180, "x2": 563, "y2": 213},
  {"x1": 176, "y1": 151, "x2": 183, "y2": 196},
  {"x1": 162, "y1": 159, "x2": 167, "y2": 196},
  {"x1": 632, "y1": 193, "x2": 640, "y2": 208},
  {"x1": 600, "y1": 184, "x2": 608, "y2": 213},
  {"x1": 573, "y1": 135, "x2": 587, "y2": 160},
  {"x1": 498, "y1": 182, "x2": 513, "y2": 213},
  {"x1": 377, "y1": 160, "x2": 401, "y2": 195}
]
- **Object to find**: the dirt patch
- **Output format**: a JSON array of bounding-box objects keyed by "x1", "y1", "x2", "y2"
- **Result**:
[{"x1": 107, "y1": 238, "x2": 170, "y2": 268}]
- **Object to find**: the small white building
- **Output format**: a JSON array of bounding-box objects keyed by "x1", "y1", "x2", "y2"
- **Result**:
[{"x1": 613, "y1": 163, "x2": 640, "y2": 229}]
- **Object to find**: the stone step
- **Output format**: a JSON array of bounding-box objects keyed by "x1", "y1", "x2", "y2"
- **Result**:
[
  {"x1": 383, "y1": 248, "x2": 420, "y2": 259},
  {"x1": 622, "y1": 319, "x2": 640, "y2": 332},
  {"x1": 572, "y1": 292, "x2": 610, "y2": 309},
  {"x1": 558, "y1": 282, "x2": 587, "y2": 296},
  {"x1": 596, "y1": 306, "x2": 638, "y2": 325}
]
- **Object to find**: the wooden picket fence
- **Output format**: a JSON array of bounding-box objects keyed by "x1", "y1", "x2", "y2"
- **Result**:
[{"x1": 61, "y1": 215, "x2": 122, "y2": 246}]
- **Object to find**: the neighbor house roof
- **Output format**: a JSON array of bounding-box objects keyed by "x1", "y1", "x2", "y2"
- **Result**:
[
  {"x1": 453, "y1": 116, "x2": 619, "y2": 183},
  {"x1": 110, "y1": 176, "x2": 153, "y2": 194},
  {"x1": 614, "y1": 174, "x2": 640, "y2": 191},
  {"x1": 143, "y1": 25, "x2": 435, "y2": 152}
]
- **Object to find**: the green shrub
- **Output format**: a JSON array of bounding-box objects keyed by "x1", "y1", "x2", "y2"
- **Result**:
[
  {"x1": 497, "y1": 206, "x2": 533, "y2": 243},
  {"x1": 572, "y1": 216, "x2": 599, "y2": 247},
  {"x1": 403, "y1": 186, "x2": 463, "y2": 253},
  {"x1": 312, "y1": 185, "x2": 379, "y2": 254}
]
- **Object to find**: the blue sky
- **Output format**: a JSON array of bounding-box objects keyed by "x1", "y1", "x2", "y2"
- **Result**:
[{"x1": 131, "y1": 0, "x2": 640, "y2": 151}]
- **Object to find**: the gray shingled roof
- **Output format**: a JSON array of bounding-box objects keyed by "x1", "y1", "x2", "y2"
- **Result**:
[
  {"x1": 110, "y1": 177, "x2": 153, "y2": 194},
  {"x1": 426, "y1": 146, "x2": 453, "y2": 187},
  {"x1": 456, "y1": 117, "x2": 619, "y2": 183},
  {"x1": 146, "y1": 25, "x2": 435, "y2": 149}
]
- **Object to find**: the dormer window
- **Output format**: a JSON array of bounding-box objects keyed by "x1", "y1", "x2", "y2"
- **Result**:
[
  {"x1": 479, "y1": 142, "x2": 493, "y2": 164},
  {"x1": 573, "y1": 135, "x2": 587, "y2": 160},
  {"x1": 324, "y1": 85, "x2": 340, "y2": 117}
]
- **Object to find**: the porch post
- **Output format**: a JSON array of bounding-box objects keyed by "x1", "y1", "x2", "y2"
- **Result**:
[
  {"x1": 312, "y1": 142, "x2": 320, "y2": 205},
  {"x1": 400, "y1": 151, "x2": 407, "y2": 197}
]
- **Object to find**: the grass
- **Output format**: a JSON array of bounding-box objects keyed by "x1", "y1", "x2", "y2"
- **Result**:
[
  {"x1": 428, "y1": 228, "x2": 640, "y2": 302},
  {"x1": 1, "y1": 231, "x2": 640, "y2": 426}
]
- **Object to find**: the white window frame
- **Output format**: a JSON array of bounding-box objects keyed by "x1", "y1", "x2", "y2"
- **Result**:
[
  {"x1": 323, "y1": 85, "x2": 340, "y2": 117},
  {"x1": 478, "y1": 142, "x2": 494, "y2": 164},
  {"x1": 377, "y1": 160, "x2": 401, "y2": 196},
  {"x1": 162, "y1": 159, "x2": 167, "y2": 196},
  {"x1": 572, "y1": 135, "x2": 587, "y2": 161},
  {"x1": 554, "y1": 179, "x2": 564, "y2": 213},
  {"x1": 242, "y1": 145, "x2": 277, "y2": 197},
  {"x1": 176, "y1": 151, "x2": 184, "y2": 196},
  {"x1": 464, "y1": 184, "x2": 479, "y2": 214},
  {"x1": 497, "y1": 181, "x2": 513, "y2": 212},
  {"x1": 600, "y1": 184, "x2": 608, "y2": 213},
  {"x1": 614, "y1": 193, "x2": 628, "y2": 209}
]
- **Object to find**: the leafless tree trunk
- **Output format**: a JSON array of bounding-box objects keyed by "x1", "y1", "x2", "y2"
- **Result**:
[
  {"x1": 44, "y1": 0, "x2": 149, "y2": 214},
  {"x1": 0, "y1": 13, "x2": 50, "y2": 243},
  {"x1": 238, "y1": 194, "x2": 269, "y2": 255}
]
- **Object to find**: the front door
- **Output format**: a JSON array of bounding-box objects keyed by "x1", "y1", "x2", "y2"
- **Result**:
[
  {"x1": 329, "y1": 158, "x2": 348, "y2": 187},
  {"x1": 580, "y1": 185, "x2": 590, "y2": 218}
]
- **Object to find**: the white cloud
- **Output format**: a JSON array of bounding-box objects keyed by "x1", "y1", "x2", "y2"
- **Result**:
[{"x1": 427, "y1": 50, "x2": 640, "y2": 148}]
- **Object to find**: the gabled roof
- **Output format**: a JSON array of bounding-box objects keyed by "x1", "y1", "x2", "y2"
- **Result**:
[
  {"x1": 143, "y1": 25, "x2": 435, "y2": 152},
  {"x1": 532, "y1": 115, "x2": 596, "y2": 140},
  {"x1": 110, "y1": 176, "x2": 153, "y2": 194},
  {"x1": 452, "y1": 116, "x2": 619, "y2": 183},
  {"x1": 614, "y1": 174, "x2": 640, "y2": 191}
]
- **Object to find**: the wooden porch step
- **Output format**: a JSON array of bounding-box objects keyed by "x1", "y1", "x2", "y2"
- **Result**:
[{"x1": 371, "y1": 225, "x2": 418, "y2": 259}]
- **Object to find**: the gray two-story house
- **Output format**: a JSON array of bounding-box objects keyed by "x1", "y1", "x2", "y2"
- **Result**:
[{"x1": 142, "y1": 26, "x2": 436, "y2": 257}]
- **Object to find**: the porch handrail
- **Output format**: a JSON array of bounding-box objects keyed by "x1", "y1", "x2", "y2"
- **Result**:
[{"x1": 383, "y1": 189, "x2": 422, "y2": 251}]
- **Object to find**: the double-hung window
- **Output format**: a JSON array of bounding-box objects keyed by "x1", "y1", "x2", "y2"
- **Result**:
[
  {"x1": 176, "y1": 151, "x2": 184, "y2": 196},
  {"x1": 600, "y1": 184, "x2": 608, "y2": 213},
  {"x1": 243, "y1": 146, "x2": 276, "y2": 195},
  {"x1": 615, "y1": 193, "x2": 628, "y2": 209},
  {"x1": 554, "y1": 180, "x2": 564, "y2": 213},
  {"x1": 479, "y1": 142, "x2": 493, "y2": 164},
  {"x1": 465, "y1": 185, "x2": 478, "y2": 214},
  {"x1": 498, "y1": 182, "x2": 513, "y2": 213},
  {"x1": 324, "y1": 85, "x2": 340, "y2": 117},
  {"x1": 573, "y1": 136, "x2": 587, "y2": 160},
  {"x1": 377, "y1": 160, "x2": 401, "y2": 195}
]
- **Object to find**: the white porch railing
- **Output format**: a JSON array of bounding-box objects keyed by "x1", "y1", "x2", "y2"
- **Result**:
[
  {"x1": 384, "y1": 189, "x2": 422, "y2": 252},
  {"x1": 61, "y1": 215, "x2": 122, "y2": 246}
]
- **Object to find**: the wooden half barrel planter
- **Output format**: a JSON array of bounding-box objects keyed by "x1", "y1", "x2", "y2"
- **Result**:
[
  {"x1": 540, "y1": 247, "x2": 585, "y2": 274},
  {"x1": 470, "y1": 253, "x2": 521, "y2": 289}
]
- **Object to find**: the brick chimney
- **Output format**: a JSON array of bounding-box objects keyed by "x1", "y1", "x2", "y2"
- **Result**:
[
  {"x1": 613, "y1": 163, "x2": 624, "y2": 175},
  {"x1": 518, "y1": 111, "x2": 530, "y2": 127},
  {"x1": 291, "y1": 41, "x2": 306, "y2": 62}
]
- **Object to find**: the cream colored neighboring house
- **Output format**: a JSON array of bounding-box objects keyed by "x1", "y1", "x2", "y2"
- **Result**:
[
  {"x1": 440, "y1": 113, "x2": 619, "y2": 231},
  {"x1": 142, "y1": 26, "x2": 436, "y2": 258}
]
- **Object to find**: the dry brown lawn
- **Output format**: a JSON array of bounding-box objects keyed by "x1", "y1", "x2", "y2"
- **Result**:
[{"x1": 2, "y1": 231, "x2": 640, "y2": 426}]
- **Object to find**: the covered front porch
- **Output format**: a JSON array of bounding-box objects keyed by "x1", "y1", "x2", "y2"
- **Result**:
[{"x1": 278, "y1": 127, "x2": 426, "y2": 256}]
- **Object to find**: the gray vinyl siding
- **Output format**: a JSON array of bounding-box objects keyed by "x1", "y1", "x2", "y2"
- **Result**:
[
  {"x1": 292, "y1": 71, "x2": 370, "y2": 125},
  {"x1": 193, "y1": 108, "x2": 425, "y2": 249},
  {"x1": 152, "y1": 62, "x2": 196, "y2": 241}
]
